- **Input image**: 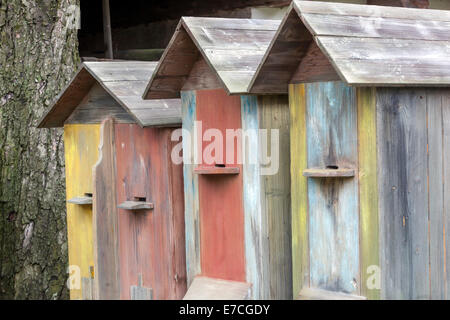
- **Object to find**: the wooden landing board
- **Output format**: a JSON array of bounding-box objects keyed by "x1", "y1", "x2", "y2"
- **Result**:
[
  {"x1": 115, "y1": 123, "x2": 186, "y2": 300},
  {"x1": 303, "y1": 168, "x2": 355, "y2": 178},
  {"x1": 117, "y1": 201, "x2": 154, "y2": 210},
  {"x1": 64, "y1": 124, "x2": 100, "y2": 300},
  {"x1": 183, "y1": 277, "x2": 251, "y2": 300},
  {"x1": 92, "y1": 118, "x2": 120, "y2": 300},
  {"x1": 194, "y1": 166, "x2": 240, "y2": 175},
  {"x1": 196, "y1": 89, "x2": 246, "y2": 282},
  {"x1": 67, "y1": 196, "x2": 93, "y2": 205},
  {"x1": 298, "y1": 287, "x2": 366, "y2": 300}
]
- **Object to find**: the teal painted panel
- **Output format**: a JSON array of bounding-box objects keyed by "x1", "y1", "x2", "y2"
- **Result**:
[
  {"x1": 306, "y1": 81, "x2": 359, "y2": 294},
  {"x1": 181, "y1": 90, "x2": 200, "y2": 286},
  {"x1": 240, "y1": 95, "x2": 267, "y2": 299}
]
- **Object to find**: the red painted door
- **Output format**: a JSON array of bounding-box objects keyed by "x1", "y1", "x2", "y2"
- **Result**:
[
  {"x1": 196, "y1": 89, "x2": 246, "y2": 282},
  {"x1": 115, "y1": 124, "x2": 186, "y2": 299}
]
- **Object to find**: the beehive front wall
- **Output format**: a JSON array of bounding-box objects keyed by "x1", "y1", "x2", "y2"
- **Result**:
[
  {"x1": 114, "y1": 123, "x2": 186, "y2": 300},
  {"x1": 241, "y1": 95, "x2": 292, "y2": 299},
  {"x1": 64, "y1": 124, "x2": 101, "y2": 300},
  {"x1": 376, "y1": 87, "x2": 450, "y2": 300}
]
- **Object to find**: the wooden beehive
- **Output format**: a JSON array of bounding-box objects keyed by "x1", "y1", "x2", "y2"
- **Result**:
[
  {"x1": 143, "y1": 17, "x2": 292, "y2": 300},
  {"x1": 249, "y1": 0, "x2": 450, "y2": 300},
  {"x1": 38, "y1": 61, "x2": 186, "y2": 300}
]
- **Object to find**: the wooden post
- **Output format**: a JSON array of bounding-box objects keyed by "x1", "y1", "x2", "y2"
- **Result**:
[
  {"x1": 102, "y1": 0, "x2": 113, "y2": 59},
  {"x1": 367, "y1": 0, "x2": 429, "y2": 8}
]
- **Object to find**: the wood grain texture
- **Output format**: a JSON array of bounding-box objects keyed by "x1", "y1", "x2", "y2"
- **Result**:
[
  {"x1": 249, "y1": 1, "x2": 450, "y2": 94},
  {"x1": 39, "y1": 61, "x2": 182, "y2": 128},
  {"x1": 144, "y1": 18, "x2": 279, "y2": 98},
  {"x1": 377, "y1": 88, "x2": 429, "y2": 299},
  {"x1": 298, "y1": 287, "x2": 367, "y2": 300},
  {"x1": 443, "y1": 91, "x2": 450, "y2": 300},
  {"x1": 181, "y1": 90, "x2": 201, "y2": 287},
  {"x1": 115, "y1": 123, "x2": 186, "y2": 300},
  {"x1": 196, "y1": 89, "x2": 246, "y2": 282},
  {"x1": 65, "y1": 82, "x2": 135, "y2": 125},
  {"x1": 289, "y1": 84, "x2": 308, "y2": 298},
  {"x1": 258, "y1": 94, "x2": 292, "y2": 300},
  {"x1": 194, "y1": 166, "x2": 240, "y2": 175},
  {"x1": 303, "y1": 168, "x2": 355, "y2": 177},
  {"x1": 357, "y1": 87, "x2": 380, "y2": 300},
  {"x1": 240, "y1": 95, "x2": 267, "y2": 299},
  {"x1": 63, "y1": 124, "x2": 100, "y2": 300},
  {"x1": 426, "y1": 89, "x2": 446, "y2": 300},
  {"x1": 92, "y1": 118, "x2": 120, "y2": 300},
  {"x1": 183, "y1": 276, "x2": 251, "y2": 300},
  {"x1": 306, "y1": 81, "x2": 359, "y2": 294}
]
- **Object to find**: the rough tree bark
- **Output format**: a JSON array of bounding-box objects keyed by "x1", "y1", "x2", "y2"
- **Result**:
[{"x1": 0, "y1": 0, "x2": 80, "y2": 299}]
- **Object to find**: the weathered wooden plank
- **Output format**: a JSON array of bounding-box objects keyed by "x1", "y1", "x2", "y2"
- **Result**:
[
  {"x1": 92, "y1": 118, "x2": 120, "y2": 300},
  {"x1": 303, "y1": 168, "x2": 355, "y2": 177},
  {"x1": 196, "y1": 89, "x2": 246, "y2": 282},
  {"x1": 182, "y1": 17, "x2": 280, "y2": 31},
  {"x1": 117, "y1": 201, "x2": 154, "y2": 210},
  {"x1": 306, "y1": 81, "x2": 359, "y2": 295},
  {"x1": 302, "y1": 13, "x2": 450, "y2": 41},
  {"x1": 183, "y1": 277, "x2": 251, "y2": 300},
  {"x1": 357, "y1": 87, "x2": 380, "y2": 300},
  {"x1": 65, "y1": 83, "x2": 135, "y2": 125},
  {"x1": 316, "y1": 36, "x2": 450, "y2": 86},
  {"x1": 181, "y1": 57, "x2": 223, "y2": 92},
  {"x1": 130, "y1": 274, "x2": 153, "y2": 300},
  {"x1": 427, "y1": 89, "x2": 445, "y2": 300},
  {"x1": 240, "y1": 95, "x2": 267, "y2": 300},
  {"x1": 64, "y1": 124, "x2": 100, "y2": 300},
  {"x1": 442, "y1": 90, "x2": 450, "y2": 300},
  {"x1": 258, "y1": 94, "x2": 292, "y2": 300},
  {"x1": 377, "y1": 88, "x2": 429, "y2": 299},
  {"x1": 295, "y1": 0, "x2": 450, "y2": 22},
  {"x1": 298, "y1": 287, "x2": 367, "y2": 300},
  {"x1": 85, "y1": 61, "x2": 156, "y2": 81},
  {"x1": 67, "y1": 196, "x2": 93, "y2": 205},
  {"x1": 115, "y1": 124, "x2": 186, "y2": 299},
  {"x1": 249, "y1": 9, "x2": 313, "y2": 94},
  {"x1": 193, "y1": 166, "x2": 240, "y2": 175},
  {"x1": 289, "y1": 84, "x2": 309, "y2": 298},
  {"x1": 181, "y1": 90, "x2": 201, "y2": 286}
]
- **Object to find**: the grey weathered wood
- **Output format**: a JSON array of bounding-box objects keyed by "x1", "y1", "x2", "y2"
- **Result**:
[
  {"x1": 443, "y1": 90, "x2": 450, "y2": 301},
  {"x1": 67, "y1": 196, "x2": 93, "y2": 205},
  {"x1": 298, "y1": 287, "x2": 367, "y2": 300},
  {"x1": 38, "y1": 61, "x2": 182, "y2": 128},
  {"x1": 130, "y1": 274, "x2": 153, "y2": 300},
  {"x1": 183, "y1": 277, "x2": 251, "y2": 300},
  {"x1": 427, "y1": 89, "x2": 446, "y2": 300},
  {"x1": 117, "y1": 201, "x2": 154, "y2": 210},
  {"x1": 143, "y1": 17, "x2": 280, "y2": 99},
  {"x1": 81, "y1": 276, "x2": 94, "y2": 300},
  {"x1": 303, "y1": 168, "x2": 355, "y2": 178},
  {"x1": 377, "y1": 88, "x2": 429, "y2": 299},
  {"x1": 248, "y1": 1, "x2": 450, "y2": 93}
]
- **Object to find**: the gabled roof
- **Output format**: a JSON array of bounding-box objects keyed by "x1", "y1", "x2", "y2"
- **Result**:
[
  {"x1": 249, "y1": 0, "x2": 450, "y2": 94},
  {"x1": 142, "y1": 17, "x2": 280, "y2": 99},
  {"x1": 38, "y1": 61, "x2": 181, "y2": 128}
]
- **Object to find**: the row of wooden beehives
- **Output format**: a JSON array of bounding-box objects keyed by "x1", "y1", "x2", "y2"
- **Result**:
[{"x1": 39, "y1": 1, "x2": 450, "y2": 300}]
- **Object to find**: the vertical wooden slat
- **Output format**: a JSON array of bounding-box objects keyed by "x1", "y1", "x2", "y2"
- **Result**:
[
  {"x1": 64, "y1": 124, "x2": 100, "y2": 300},
  {"x1": 241, "y1": 95, "x2": 267, "y2": 299},
  {"x1": 196, "y1": 89, "x2": 246, "y2": 282},
  {"x1": 427, "y1": 89, "x2": 446, "y2": 300},
  {"x1": 289, "y1": 84, "x2": 309, "y2": 298},
  {"x1": 377, "y1": 88, "x2": 429, "y2": 299},
  {"x1": 181, "y1": 90, "x2": 201, "y2": 286},
  {"x1": 357, "y1": 87, "x2": 380, "y2": 300},
  {"x1": 259, "y1": 95, "x2": 292, "y2": 299},
  {"x1": 306, "y1": 81, "x2": 359, "y2": 295},
  {"x1": 92, "y1": 118, "x2": 120, "y2": 299},
  {"x1": 443, "y1": 91, "x2": 450, "y2": 300}
]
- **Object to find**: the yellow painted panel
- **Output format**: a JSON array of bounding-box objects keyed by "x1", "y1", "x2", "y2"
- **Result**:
[
  {"x1": 289, "y1": 84, "x2": 308, "y2": 298},
  {"x1": 64, "y1": 124, "x2": 101, "y2": 300},
  {"x1": 357, "y1": 88, "x2": 380, "y2": 300}
]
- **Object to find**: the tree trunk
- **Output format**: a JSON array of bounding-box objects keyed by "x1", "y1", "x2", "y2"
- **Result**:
[{"x1": 0, "y1": 0, "x2": 80, "y2": 299}]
